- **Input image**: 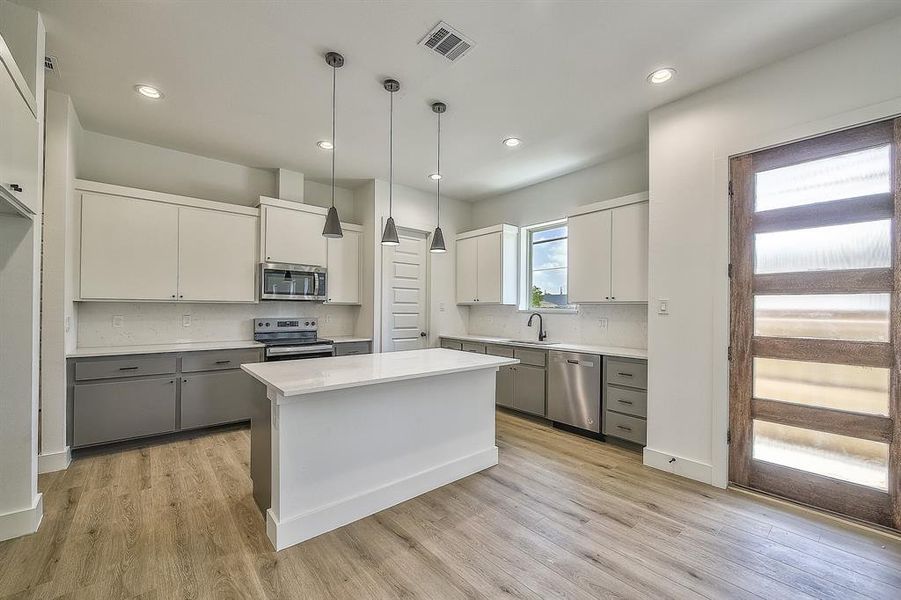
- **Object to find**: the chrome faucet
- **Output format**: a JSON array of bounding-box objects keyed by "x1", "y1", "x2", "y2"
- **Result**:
[{"x1": 527, "y1": 313, "x2": 547, "y2": 341}]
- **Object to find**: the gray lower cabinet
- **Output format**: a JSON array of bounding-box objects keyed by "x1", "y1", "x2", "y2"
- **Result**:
[
  {"x1": 181, "y1": 369, "x2": 262, "y2": 430},
  {"x1": 334, "y1": 341, "x2": 371, "y2": 356},
  {"x1": 69, "y1": 347, "x2": 264, "y2": 449},
  {"x1": 74, "y1": 376, "x2": 177, "y2": 447},
  {"x1": 603, "y1": 356, "x2": 648, "y2": 445},
  {"x1": 488, "y1": 344, "x2": 515, "y2": 408},
  {"x1": 440, "y1": 339, "x2": 463, "y2": 351},
  {"x1": 512, "y1": 364, "x2": 546, "y2": 416}
]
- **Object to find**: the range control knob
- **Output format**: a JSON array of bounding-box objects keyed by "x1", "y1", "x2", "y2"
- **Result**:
[
  {"x1": 265, "y1": 322, "x2": 270, "y2": 327},
  {"x1": 310, "y1": 321, "x2": 316, "y2": 326}
]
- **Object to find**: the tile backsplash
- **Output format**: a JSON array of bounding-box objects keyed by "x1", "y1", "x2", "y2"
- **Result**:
[
  {"x1": 76, "y1": 302, "x2": 358, "y2": 347},
  {"x1": 468, "y1": 304, "x2": 647, "y2": 349}
]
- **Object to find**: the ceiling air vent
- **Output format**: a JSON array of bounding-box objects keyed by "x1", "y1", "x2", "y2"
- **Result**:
[{"x1": 419, "y1": 21, "x2": 474, "y2": 62}]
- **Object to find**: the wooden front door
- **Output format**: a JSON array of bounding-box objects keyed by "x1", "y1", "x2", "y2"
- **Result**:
[{"x1": 729, "y1": 118, "x2": 900, "y2": 530}]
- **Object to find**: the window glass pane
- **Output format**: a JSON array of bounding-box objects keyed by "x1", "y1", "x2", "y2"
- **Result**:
[
  {"x1": 753, "y1": 358, "x2": 889, "y2": 416},
  {"x1": 531, "y1": 268, "x2": 568, "y2": 308},
  {"x1": 753, "y1": 420, "x2": 888, "y2": 490},
  {"x1": 754, "y1": 220, "x2": 890, "y2": 275},
  {"x1": 754, "y1": 294, "x2": 889, "y2": 342},
  {"x1": 755, "y1": 145, "x2": 891, "y2": 212},
  {"x1": 532, "y1": 238, "x2": 566, "y2": 269},
  {"x1": 532, "y1": 226, "x2": 566, "y2": 242}
]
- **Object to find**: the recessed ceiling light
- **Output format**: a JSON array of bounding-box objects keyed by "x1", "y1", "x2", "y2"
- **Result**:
[
  {"x1": 647, "y1": 68, "x2": 676, "y2": 84},
  {"x1": 134, "y1": 84, "x2": 163, "y2": 99},
  {"x1": 317, "y1": 140, "x2": 334, "y2": 150},
  {"x1": 428, "y1": 173, "x2": 442, "y2": 180},
  {"x1": 503, "y1": 137, "x2": 522, "y2": 147}
]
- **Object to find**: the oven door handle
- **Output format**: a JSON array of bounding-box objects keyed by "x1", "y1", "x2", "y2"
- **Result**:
[{"x1": 266, "y1": 344, "x2": 334, "y2": 357}]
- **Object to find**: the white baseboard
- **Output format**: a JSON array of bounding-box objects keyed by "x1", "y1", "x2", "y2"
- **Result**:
[
  {"x1": 643, "y1": 447, "x2": 715, "y2": 486},
  {"x1": 267, "y1": 446, "x2": 499, "y2": 551},
  {"x1": 0, "y1": 494, "x2": 43, "y2": 542},
  {"x1": 38, "y1": 447, "x2": 71, "y2": 474}
]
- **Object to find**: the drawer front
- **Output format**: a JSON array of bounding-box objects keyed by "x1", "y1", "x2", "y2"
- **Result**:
[
  {"x1": 75, "y1": 355, "x2": 177, "y2": 381},
  {"x1": 606, "y1": 385, "x2": 647, "y2": 418},
  {"x1": 486, "y1": 344, "x2": 515, "y2": 358},
  {"x1": 606, "y1": 358, "x2": 647, "y2": 389},
  {"x1": 440, "y1": 339, "x2": 463, "y2": 351},
  {"x1": 181, "y1": 348, "x2": 263, "y2": 373},
  {"x1": 334, "y1": 342, "x2": 371, "y2": 357},
  {"x1": 604, "y1": 410, "x2": 647, "y2": 445},
  {"x1": 461, "y1": 342, "x2": 487, "y2": 354},
  {"x1": 73, "y1": 377, "x2": 177, "y2": 447},
  {"x1": 514, "y1": 347, "x2": 547, "y2": 367},
  {"x1": 180, "y1": 370, "x2": 264, "y2": 429}
]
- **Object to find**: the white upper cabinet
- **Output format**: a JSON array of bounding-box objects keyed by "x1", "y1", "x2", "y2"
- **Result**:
[
  {"x1": 0, "y1": 48, "x2": 39, "y2": 215},
  {"x1": 455, "y1": 225, "x2": 518, "y2": 305},
  {"x1": 80, "y1": 192, "x2": 180, "y2": 301},
  {"x1": 326, "y1": 225, "x2": 361, "y2": 305},
  {"x1": 78, "y1": 182, "x2": 259, "y2": 302},
  {"x1": 567, "y1": 192, "x2": 649, "y2": 304},
  {"x1": 177, "y1": 207, "x2": 257, "y2": 302},
  {"x1": 261, "y1": 202, "x2": 327, "y2": 267}
]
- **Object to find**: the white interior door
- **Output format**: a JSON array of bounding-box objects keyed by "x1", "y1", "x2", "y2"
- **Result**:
[{"x1": 381, "y1": 229, "x2": 428, "y2": 352}]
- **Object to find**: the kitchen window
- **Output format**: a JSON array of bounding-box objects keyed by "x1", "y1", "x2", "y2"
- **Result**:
[{"x1": 524, "y1": 221, "x2": 572, "y2": 310}]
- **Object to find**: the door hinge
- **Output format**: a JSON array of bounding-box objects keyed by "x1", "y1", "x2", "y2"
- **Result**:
[
  {"x1": 727, "y1": 429, "x2": 732, "y2": 444},
  {"x1": 728, "y1": 180, "x2": 734, "y2": 199},
  {"x1": 727, "y1": 263, "x2": 733, "y2": 278},
  {"x1": 727, "y1": 346, "x2": 732, "y2": 361}
]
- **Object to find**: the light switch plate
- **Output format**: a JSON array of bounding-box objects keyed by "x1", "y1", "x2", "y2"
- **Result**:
[
  {"x1": 597, "y1": 318, "x2": 608, "y2": 329},
  {"x1": 657, "y1": 299, "x2": 670, "y2": 315},
  {"x1": 182, "y1": 314, "x2": 192, "y2": 327},
  {"x1": 112, "y1": 315, "x2": 124, "y2": 328}
]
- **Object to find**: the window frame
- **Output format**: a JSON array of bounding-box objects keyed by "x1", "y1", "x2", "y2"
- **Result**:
[{"x1": 520, "y1": 219, "x2": 576, "y2": 312}]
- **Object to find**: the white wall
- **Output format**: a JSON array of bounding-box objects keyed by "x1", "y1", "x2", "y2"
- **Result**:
[
  {"x1": 77, "y1": 131, "x2": 276, "y2": 206},
  {"x1": 303, "y1": 179, "x2": 356, "y2": 223},
  {"x1": 39, "y1": 90, "x2": 82, "y2": 473},
  {"x1": 0, "y1": 3, "x2": 44, "y2": 541},
  {"x1": 646, "y1": 16, "x2": 901, "y2": 487},
  {"x1": 466, "y1": 149, "x2": 649, "y2": 348}
]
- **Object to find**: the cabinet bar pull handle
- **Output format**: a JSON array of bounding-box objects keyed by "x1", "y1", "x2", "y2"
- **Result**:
[
  {"x1": 617, "y1": 372, "x2": 633, "y2": 377},
  {"x1": 215, "y1": 360, "x2": 231, "y2": 364},
  {"x1": 567, "y1": 359, "x2": 579, "y2": 365},
  {"x1": 616, "y1": 425, "x2": 632, "y2": 431},
  {"x1": 618, "y1": 399, "x2": 634, "y2": 405},
  {"x1": 119, "y1": 366, "x2": 139, "y2": 371}
]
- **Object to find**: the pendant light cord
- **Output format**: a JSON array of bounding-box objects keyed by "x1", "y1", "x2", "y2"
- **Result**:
[
  {"x1": 436, "y1": 110, "x2": 441, "y2": 227},
  {"x1": 331, "y1": 64, "x2": 336, "y2": 209},
  {"x1": 389, "y1": 89, "x2": 394, "y2": 216}
]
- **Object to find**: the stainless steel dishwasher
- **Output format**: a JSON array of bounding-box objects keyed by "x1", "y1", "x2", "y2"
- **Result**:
[{"x1": 547, "y1": 350, "x2": 602, "y2": 433}]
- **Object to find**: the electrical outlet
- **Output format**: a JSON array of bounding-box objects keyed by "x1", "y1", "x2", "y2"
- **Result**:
[
  {"x1": 324, "y1": 313, "x2": 332, "y2": 324},
  {"x1": 439, "y1": 302, "x2": 446, "y2": 313},
  {"x1": 657, "y1": 299, "x2": 670, "y2": 315},
  {"x1": 112, "y1": 315, "x2": 124, "y2": 328},
  {"x1": 597, "y1": 318, "x2": 608, "y2": 329},
  {"x1": 182, "y1": 314, "x2": 192, "y2": 327}
]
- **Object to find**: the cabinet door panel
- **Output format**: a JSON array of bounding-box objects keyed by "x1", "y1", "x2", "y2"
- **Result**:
[
  {"x1": 568, "y1": 210, "x2": 612, "y2": 303},
  {"x1": 496, "y1": 365, "x2": 515, "y2": 408},
  {"x1": 456, "y1": 236, "x2": 479, "y2": 303},
  {"x1": 73, "y1": 377, "x2": 177, "y2": 447},
  {"x1": 263, "y1": 206, "x2": 327, "y2": 266},
  {"x1": 476, "y1": 233, "x2": 502, "y2": 303},
  {"x1": 513, "y1": 365, "x2": 546, "y2": 416},
  {"x1": 180, "y1": 370, "x2": 262, "y2": 429},
  {"x1": 0, "y1": 68, "x2": 38, "y2": 213},
  {"x1": 178, "y1": 207, "x2": 257, "y2": 302},
  {"x1": 80, "y1": 193, "x2": 179, "y2": 300},
  {"x1": 326, "y1": 229, "x2": 360, "y2": 304},
  {"x1": 610, "y1": 202, "x2": 649, "y2": 301}
]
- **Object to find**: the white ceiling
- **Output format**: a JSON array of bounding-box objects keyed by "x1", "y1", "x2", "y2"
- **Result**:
[{"x1": 22, "y1": 0, "x2": 901, "y2": 200}]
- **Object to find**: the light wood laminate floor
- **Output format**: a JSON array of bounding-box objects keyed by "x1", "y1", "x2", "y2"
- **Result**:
[{"x1": 2, "y1": 409, "x2": 900, "y2": 599}]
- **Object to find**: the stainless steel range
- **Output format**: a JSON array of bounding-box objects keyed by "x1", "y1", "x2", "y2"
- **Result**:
[{"x1": 253, "y1": 318, "x2": 334, "y2": 361}]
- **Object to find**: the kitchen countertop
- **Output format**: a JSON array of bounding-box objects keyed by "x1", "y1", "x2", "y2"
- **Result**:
[
  {"x1": 440, "y1": 334, "x2": 648, "y2": 360},
  {"x1": 242, "y1": 348, "x2": 518, "y2": 400},
  {"x1": 67, "y1": 340, "x2": 265, "y2": 358}
]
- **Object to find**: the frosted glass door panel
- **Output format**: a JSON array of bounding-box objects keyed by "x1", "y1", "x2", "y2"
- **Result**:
[
  {"x1": 753, "y1": 420, "x2": 888, "y2": 490},
  {"x1": 753, "y1": 357, "x2": 889, "y2": 415},
  {"x1": 754, "y1": 294, "x2": 889, "y2": 342},
  {"x1": 755, "y1": 145, "x2": 891, "y2": 212},
  {"x1": 754, "y1": 220, "x2": 890, "y2": 274}
]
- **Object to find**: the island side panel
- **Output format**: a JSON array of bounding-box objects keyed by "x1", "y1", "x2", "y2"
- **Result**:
[
  {"x1": 249, "y1": 383, "x2": 272, "y2": 515},
  {"x1": 267, "y1": 368, "x2": 499, "y2": 551}
]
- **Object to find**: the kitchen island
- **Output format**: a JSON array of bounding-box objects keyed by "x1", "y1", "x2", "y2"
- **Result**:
[{"x1": 241, "y1": 348, "x2": 518, "y2": 551}]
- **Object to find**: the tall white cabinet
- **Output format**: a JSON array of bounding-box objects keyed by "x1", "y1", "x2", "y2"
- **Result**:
[
  {"x1": 567, "y1": 192, "x2": 649, "y2": 304},
  {"x1": 77, "y1": 182, "x2": 259, "y2": 302},
  {"x1": 0, "y1": 41, "x2": 39, "y2": 216},
  {"x1": 455, "y1": 225, "x2": 518, "y2": 305},
  {"x1": 326, "y1": 224, "x2": 362, "y2": 305}
]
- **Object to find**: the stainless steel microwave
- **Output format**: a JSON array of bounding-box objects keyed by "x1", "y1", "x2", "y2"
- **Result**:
[{"x1": 259, "y1": 262, "x2": 327, "y2": 301}]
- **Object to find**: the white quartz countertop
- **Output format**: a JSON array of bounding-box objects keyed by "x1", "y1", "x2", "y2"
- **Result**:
[
  {"x1": 330, "y1": 336, "x2": 373, "y2": 344},
  {"x1": 242, "y1": 348, "x2": 518, "y2": 400},
  {"x1": 441, "y1": 334, "x2": 648, "y2": 360},
  {"x1": 67, "y1": 340, "x2": 265, "y2": 358}
]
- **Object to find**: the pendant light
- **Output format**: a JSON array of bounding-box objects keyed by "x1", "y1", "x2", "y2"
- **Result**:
[
  {"x1": 429, "y1": 102, "x2": 447, "y2": 253},
  {"x1": 381, "y1": 79, "x2": 400, "y2": 245},
  {"x1": 322, "y1": 51, "x2": 344, "y2": 238}
]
